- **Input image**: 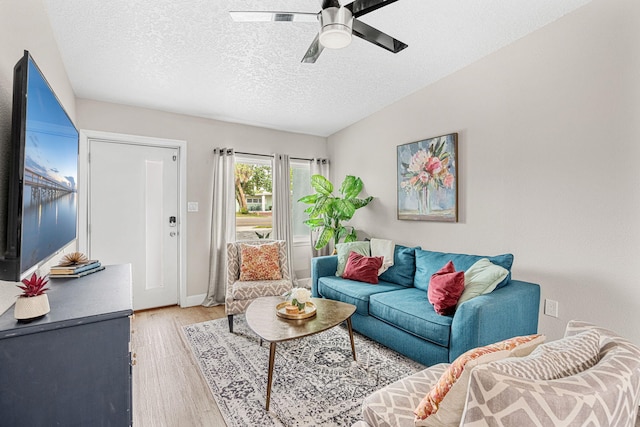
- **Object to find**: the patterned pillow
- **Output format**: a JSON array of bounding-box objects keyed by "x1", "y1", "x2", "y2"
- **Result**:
[
  {"x1": 414, "y1": 334, "x2": 543, "y2": 425},
  {"x1": 238, "y1": 243, "x2": 282, "y2": 281},
  {"x1": 487, "y1": 329, "x2": 600, "y2": 380}
]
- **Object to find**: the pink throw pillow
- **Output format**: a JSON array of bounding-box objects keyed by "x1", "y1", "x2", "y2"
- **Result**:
[
  {"x1": 342, "y1": 251, "x2": 384, "y2": 284},
  {"x1": 428, "y1": 261, "x2": 464, "y2": 315}
]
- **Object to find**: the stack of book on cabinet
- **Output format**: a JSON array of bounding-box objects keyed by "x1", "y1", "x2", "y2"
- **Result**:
[{"x1": 49, "y1": 260, "x2": 105, "y2": 279}]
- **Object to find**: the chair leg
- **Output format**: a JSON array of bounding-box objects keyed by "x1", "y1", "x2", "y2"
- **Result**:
[{"x1": 228, "y1": 315, "x2": 234, "y2": 333}]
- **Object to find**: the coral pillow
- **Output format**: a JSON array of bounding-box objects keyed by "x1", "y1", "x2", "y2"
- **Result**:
[
  {"x1": 414, "y1": 334, "x2": 544, "y2": 426},
  {"x1": 342, "y1": 251, "x2": 384, "y2": 284},
  {"x1": 239, "y1": 243, "x2": 282, "y2": 281},
  {"x1": 427, "y1": 261, "x2": 465, "y2": 315}
]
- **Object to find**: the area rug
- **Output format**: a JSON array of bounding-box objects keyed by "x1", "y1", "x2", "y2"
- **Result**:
[{"x1": 183, "y1": 315, "x2": 425, "y2": 427}]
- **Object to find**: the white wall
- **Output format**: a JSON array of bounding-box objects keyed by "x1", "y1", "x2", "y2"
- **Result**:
[
  {"x1": 328, "y1": 0, "x2": 640, "y2": 344},
  {"x1": 0, "y1": 0, "x2": 77, "y2": 291},
  {"x1": 76, "y1": 99, "x2": 327, "y2": 300}
]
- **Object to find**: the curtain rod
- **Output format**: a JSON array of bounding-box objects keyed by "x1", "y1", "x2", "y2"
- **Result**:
[{"x1": 222, "y1": 150, "x2": 325, "y2": 163}]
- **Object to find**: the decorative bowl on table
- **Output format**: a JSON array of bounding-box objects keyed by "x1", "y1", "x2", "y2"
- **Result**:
[{"x1": 276, "y1": 301, "x2": 317, "y2": 320}]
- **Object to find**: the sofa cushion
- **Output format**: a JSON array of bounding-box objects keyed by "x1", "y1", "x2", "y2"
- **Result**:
[
  {"x1": 369, "y1": 288, "x2": 453, "y2": 347},
  {"x1": 414, "y1": 249, "x2": 514, "y2": 292},
  {"x1": 335, "y1": 241, "x2": 370, "y2": 277},
  {"x1": 378, "y1": 245, "x2": 421, "y2": 287},
  {"x1": 317, "y1": 276, "x2": 405, "y2": 316},
  {"x1": 428, "y1": 261, "x2": 465, "y2": 315},
  {"x1": 342, "y1": 251, "x2": 384, "y2": 284},
  {"x1": 231, "y1": 279, "x2": 293, "y2": 301}
]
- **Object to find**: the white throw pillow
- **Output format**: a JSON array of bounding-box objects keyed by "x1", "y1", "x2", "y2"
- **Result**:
[
  {"x1": 370, "y1": 238, "x2": 395, "y2": 275},
  {"x1": 456, "y1": 258, "x2": 509, "y2": 307}
]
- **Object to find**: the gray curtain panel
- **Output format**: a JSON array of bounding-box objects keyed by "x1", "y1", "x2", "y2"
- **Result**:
[
  {"x1": 272, "y1": 153, "x2": 296, "y2": 284},
  {"x1": 203, "y1": 148, "x2": 236, "y2": 307}
]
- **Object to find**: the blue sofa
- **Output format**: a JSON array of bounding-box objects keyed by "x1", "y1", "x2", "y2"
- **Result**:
[{"x1": 311, "y1": 245, "x2": 540, "y2": 366}]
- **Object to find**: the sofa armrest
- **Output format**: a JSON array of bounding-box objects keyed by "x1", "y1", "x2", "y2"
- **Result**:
[
  {"x1": 449, "y1": 280, "x2": 540, "y2": 361},
  {"x1": 311, "y1": 255, "x2": 338, "y2": 297}
]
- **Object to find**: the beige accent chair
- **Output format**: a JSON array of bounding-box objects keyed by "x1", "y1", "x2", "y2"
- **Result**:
[
  {"x1": 355, "y1": 320, "x2": 640, "y2": 427},
  {"x1": 225, "y1": 240, "x2": 293, "y2": 333}
]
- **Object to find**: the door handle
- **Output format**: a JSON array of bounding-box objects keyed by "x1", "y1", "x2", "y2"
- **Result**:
[{"x1": 169, "y1": 216, "x2": 177, "y2": 227}]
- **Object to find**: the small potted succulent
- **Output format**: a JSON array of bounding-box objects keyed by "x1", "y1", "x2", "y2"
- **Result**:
[{"x1": 14, "y1": 273, "x2": 50, "y2": 321}]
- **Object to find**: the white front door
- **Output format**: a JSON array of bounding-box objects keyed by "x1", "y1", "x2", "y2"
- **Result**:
[{"x1": 88, "y1": 139, "x2": 180, "y2": 310}]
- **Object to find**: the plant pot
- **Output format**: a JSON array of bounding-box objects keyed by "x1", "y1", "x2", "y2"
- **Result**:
[{"x1": 14, "y1": 294, "x2": 50, "y2": 321}]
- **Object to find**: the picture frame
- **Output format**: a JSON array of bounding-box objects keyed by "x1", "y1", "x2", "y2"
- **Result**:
[{"x1": 397, "y1": 133, "x2": 458, "y2": 222}]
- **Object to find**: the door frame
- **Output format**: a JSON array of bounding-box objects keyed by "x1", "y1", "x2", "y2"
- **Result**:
[{"x1": 79, "y1": 130, "x2": 188, "y2": 307}]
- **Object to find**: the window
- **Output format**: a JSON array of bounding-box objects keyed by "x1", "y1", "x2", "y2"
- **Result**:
[
  {"x1": 234, "y1": 155, "x2": 312, "y2": 244},
  {"x1": 235, "y1": 156, "x2": 272, "y2": 241},
  {"x1": 291, "y1": 160, "x2": 312, "y2": 243}
]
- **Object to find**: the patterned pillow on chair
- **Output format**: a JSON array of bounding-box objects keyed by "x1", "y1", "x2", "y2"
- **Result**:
[{"x1": 238, "y1": 242, "x2": 282, "y2": 281}]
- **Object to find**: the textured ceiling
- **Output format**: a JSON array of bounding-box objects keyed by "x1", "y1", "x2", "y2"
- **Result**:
[{"x1": 43, "y1": 0, "x2": 591, "y2": 137}]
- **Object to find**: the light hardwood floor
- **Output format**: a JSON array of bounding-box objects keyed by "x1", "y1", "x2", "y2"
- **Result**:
[{"x1": 131, "y1": 305, "x2": 227, "y2": 427}]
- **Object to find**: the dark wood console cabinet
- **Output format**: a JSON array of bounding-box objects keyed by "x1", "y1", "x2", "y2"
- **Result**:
[{"x1": 0, "y1": 264, "x2": 133, "y2": 426}]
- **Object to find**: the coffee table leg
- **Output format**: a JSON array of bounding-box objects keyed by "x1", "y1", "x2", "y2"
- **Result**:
[
  {"x1": 346, "y1": 317, "x2": 356, "y2": 361},
  {"x1": 266, "y1": 341, "x2": 276, "y2": 411}
]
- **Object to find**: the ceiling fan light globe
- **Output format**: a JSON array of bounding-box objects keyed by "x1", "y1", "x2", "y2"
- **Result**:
[
  {"x1": 319, "y1": 26, "x2": 352, "y2": 49},
  {"x1": 319, "y1": 7, "x2": 353, "y2": 49}
]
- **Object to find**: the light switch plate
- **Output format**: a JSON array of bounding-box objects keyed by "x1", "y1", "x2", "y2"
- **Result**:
[
  {"x1": 544, "y1": 299, "x2": 559, "y2": 318},
  {"x1": 187, "y1": 202, "x2": 199, "y2": 212}
]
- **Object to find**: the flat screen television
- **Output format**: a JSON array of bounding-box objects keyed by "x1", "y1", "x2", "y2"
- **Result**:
[{"x1": 0, "y1": 51, "x2": 79, "y2": 282}]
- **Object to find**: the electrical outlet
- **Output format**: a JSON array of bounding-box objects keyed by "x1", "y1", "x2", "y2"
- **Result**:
[
  {"x1": 544, "y1": 299, "x2": 559, "y2": 318},
  {"x1": 187, "y1": 202, "x2": 199, "y2": 212}
]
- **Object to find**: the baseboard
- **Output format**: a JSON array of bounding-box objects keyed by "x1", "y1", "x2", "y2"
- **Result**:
[
  {"x1": 296, "y1": 277, "x2": 311, "y2": 289},
  {"x1": 182, "y1": 293, "x2": 206, "y2": 308}
]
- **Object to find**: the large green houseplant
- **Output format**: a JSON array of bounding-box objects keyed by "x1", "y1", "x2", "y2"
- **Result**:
[{"x1": 299, "y1": 175, "x2": 373, "y2": 250}]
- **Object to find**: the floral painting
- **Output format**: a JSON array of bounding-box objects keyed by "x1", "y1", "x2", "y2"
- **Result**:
[{"x1": 397, "y1": 133, "x2": 458, "y2": 222}]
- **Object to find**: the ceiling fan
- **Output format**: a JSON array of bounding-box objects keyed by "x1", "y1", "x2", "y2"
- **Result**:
[{"x1": 229, "y1": 0, "x2": 408, "y2": 63}]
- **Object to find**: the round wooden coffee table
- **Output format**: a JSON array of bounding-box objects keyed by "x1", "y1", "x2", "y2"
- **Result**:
[{"x1": 245, "y1": 296, "x2": 357, "y2": 411}]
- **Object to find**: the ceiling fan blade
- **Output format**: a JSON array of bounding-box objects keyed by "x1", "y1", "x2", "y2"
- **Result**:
[
  {"x1": 301, "y1": 34, "x2": 324, "y2": 63},
  {"x1": 352, "y1": 19, "x2": 407, "y2": 53},
  {"x1": 229, "y1": 11, "x2": 318, "y2": 22},
  {"x1": 345, "y1": 0, "x2": 399, "y2": 18}
]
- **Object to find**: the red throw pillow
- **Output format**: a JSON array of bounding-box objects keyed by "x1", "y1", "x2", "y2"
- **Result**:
[
  {"x1": 342, "y1": 251, "x2": 384, "y2": 284},
  {"x1": 428, "y1": 261, "x2": 465, "y2": 315}
]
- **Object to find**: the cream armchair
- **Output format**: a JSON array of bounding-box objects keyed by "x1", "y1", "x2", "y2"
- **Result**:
[
  {"x1": 225, "y1": 240, "x2": 293, "y2": 333},
  {"x1": 356, "y1": 320, "x2": 640, "y2": 427}
]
